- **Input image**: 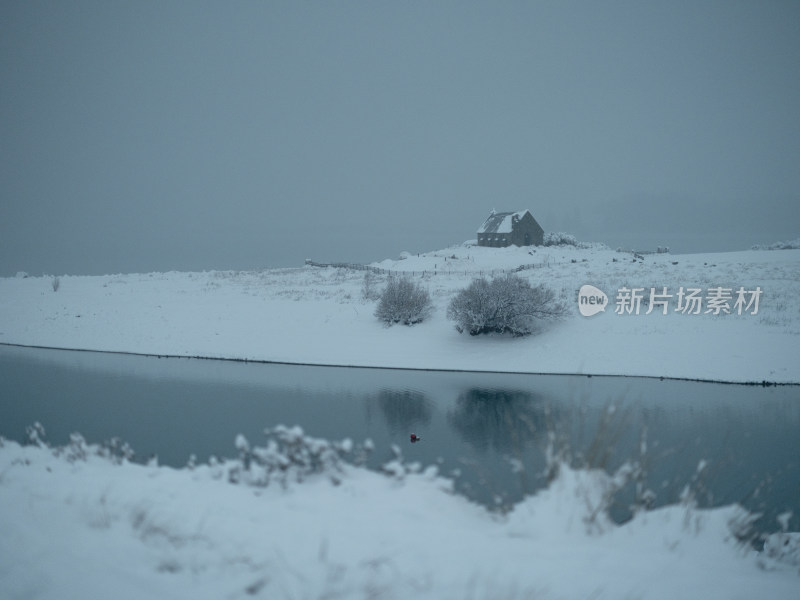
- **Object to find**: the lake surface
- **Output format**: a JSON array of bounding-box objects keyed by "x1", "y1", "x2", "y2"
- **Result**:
[{"x1": 1, "y1": 345, "x2": 798, "y2": 533}]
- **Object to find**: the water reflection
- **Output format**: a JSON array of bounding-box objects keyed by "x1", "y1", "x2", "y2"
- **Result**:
[
  {"x1": 447, "y1": 390, "x2": 644, "y2": 506},
  {"x1": 1, "y1": 345, "x2": 798, "y2": 534},
  {"x1": 448, "y1": 388, "x2": 548, "y2": 453},
  {"x1": 369, "y1": 388, "x2": 432, "y2": 434}
]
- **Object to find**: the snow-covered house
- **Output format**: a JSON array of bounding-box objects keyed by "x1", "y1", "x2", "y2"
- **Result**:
[{"x1": 476, "y1": 210, "x2": 544, "y2": 247}]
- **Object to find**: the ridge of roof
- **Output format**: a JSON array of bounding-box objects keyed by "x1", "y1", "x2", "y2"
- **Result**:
[{"x1": 477, "y1": 210, "x2": 530, "y2": 234}]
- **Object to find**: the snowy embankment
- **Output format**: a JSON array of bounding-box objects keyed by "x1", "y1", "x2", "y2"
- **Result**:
[
  {"x1": 1, "y1": 244, "x2": 799, "y2": 383},
  {"x1": 2, "y1": 430, "x2": 799, "y2": 600}
]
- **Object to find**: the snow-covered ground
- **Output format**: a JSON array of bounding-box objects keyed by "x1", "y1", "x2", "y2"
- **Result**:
[
  {"x1": 2, "y1": 430, "x2": 799, "y2": 600},
  {"x1": 1, "y1": 243, "x2": 799, "y2": 383},
  {"x1": 2, "y1": 243, "x2": 800, "y2": 598}
]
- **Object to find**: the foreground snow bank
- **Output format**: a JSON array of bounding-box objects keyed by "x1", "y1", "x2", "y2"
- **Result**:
[{"x1": 1, "y1": 430, "x2": 797, "y2": 599}]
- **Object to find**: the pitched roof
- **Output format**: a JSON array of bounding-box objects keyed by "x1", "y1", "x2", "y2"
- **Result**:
[{"x1": 477, "y1": 210, "x2": 530, "y2": 234}]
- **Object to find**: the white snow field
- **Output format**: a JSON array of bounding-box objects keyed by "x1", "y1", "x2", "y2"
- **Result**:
[
  {"x1": 1, "y1": 430, "x2": 799, "y2": 600},
  {"x1": 1, "y1": 243, "x2": 799, "y2": 598},
  {"x1": 1, "y1": 243, "x2": 798, "y2": 382}
]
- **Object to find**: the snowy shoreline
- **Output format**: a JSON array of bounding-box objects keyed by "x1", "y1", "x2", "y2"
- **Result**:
[
  {"x1": 2, "y1": 425, "x2": 799, "y2": 599},
  {"x1": 1, "y1": 340, "x2": 796, "y2": 387},
  {"x1": 2, "y1": 243, "x2": 799, "y2": 384}
]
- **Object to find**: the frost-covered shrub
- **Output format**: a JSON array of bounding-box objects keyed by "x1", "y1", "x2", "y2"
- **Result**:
[
  {"x1": 544, "y1": 232, "x2": 579, "y2": 247},
  {"x1": 752, "y1": 238, "x2": 800, "y2": 250},
  {"x1": 361, "y1": 271, "x2": 381, "y2": 301},
  {"x1": 97, "y1": 436, "x2": 136, "y2": 464},
  {"x1": 51, "y1": 276, "x2": 60, "y2": 292},
  {"x1": 542, "y1": 232, "x2": 605, "y2": 250},
  {"x1": 447, "y1": 274, "x2": 567, "y2": 336},
  {"x1": 227, "y1": 425, "x2": 371, "y2": 488},
  {"x1": 26, "y1": 422, "x2": 47, "y2": 447},
  {"x1": 55, "y1": 433, "x2": 136, "y2": 464},
  {"x1": 23, "y1": 422, "x2": 136, "y2": 465},
  {"x1": 375, "y1": 276, "x2": 432, "y2": 325},
  {"x1": 64, "y1": 432, "x2": 89, "y2": 462}
]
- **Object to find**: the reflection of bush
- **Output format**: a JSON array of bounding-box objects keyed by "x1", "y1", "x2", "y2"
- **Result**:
[
  {"x1": 448, "y1": 388, "x2": 548, "y2": 453},
  {"x1": 372, "y1": 389, "x2": 432, "y2": 433}
]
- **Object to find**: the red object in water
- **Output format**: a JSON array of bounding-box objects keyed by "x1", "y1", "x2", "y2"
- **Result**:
[{"x1": 410, "y1": 433, "x2": 420, "y2": 443}]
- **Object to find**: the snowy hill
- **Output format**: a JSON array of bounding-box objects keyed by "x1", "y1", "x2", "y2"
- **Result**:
[{"x1": 1, "y1": 243, "x2": 799, "y2": 383}]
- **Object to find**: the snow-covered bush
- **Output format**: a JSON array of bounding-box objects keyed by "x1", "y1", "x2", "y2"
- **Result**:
[
  {"x1": 96, "y1": 436, "x2": 136, "y2": 464},
  {"x1": 447, "y1": 274, "x2": 567, "y2": 336},
  {"x1": 226, "y1": 425, "x2": 370, "y2": 488},
  {"x1": 51, "y1": 276, "x2": 60, "y2": 292},
  {"x1": 23, "y1": 422, "x2": 136, "y2": 465},
  {"x1": 361, "y1": 271, "x2": 381, "y2": 301},
  {"x1": 543, "y1": 232, "x2": 579, "y2": 247},
  {"x1": 26, "y1": 422, "x2": 47, "y2": 447},
  {"x1": 752, "y1": 238, "x2": 800, "y2": 250},
  {"x1": 542, "y1": 232, "x2": 607, "y2": 250},
  {"x1": 374, "y1": 276, "x2": 432, "y2": 326}
]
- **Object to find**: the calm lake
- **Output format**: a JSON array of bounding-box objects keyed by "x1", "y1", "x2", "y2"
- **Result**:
[{"x1": 1, "y1": 345, "x2": 798, "y2": 533}]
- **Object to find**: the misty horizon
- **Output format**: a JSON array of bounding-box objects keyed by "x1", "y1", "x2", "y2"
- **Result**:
[{"x1": 2, "y1": 2, "x2": 798, "y2": 277}]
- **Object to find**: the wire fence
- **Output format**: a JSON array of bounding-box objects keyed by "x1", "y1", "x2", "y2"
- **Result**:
[{"x1": 304, "y1": 259, "x2": 551, "y2": 278}]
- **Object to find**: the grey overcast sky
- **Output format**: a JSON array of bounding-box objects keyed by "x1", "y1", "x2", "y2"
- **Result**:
[{"x1": 1, "y1": 1, "x2": 798, "y2": 276}]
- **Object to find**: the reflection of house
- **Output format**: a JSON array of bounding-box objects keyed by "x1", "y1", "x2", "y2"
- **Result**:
[{"x1": 476, "y1": 210, "x2": 544, "y2": 247}]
